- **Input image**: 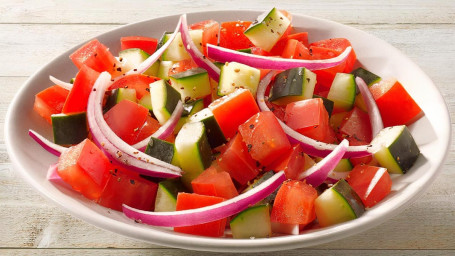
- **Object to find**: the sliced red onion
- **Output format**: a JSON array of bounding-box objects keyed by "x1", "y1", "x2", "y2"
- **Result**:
[
  {"x1": 121, "y1": 17, "x2": 182, "y2": 77},
  {"x1": 122, "y1": 171, "x2": 286, "y2": 227},
  {"x1": 207, "y1": 44, "x2": 352, "y2": 71},
  {"x1": 356, "y1": 77, "x2": 384, "y2": 138},
  {"x1": 298, "y1": 139, "x2": 348, "y2": 187},
  {"x1": 28, "y1": 129, "x2": 66, "y2": 157},
  {"x1": 327, "y1": 169, "x2": 350, "y2": 181},
  {"x1": 131, "y1": 100, "x2": 184, "y2": 151},
  {"x1": 180, "y1": 14, "x2": 221, "y2": 81},
  {"x1": 256, "y1": 72, "x2": 371, "y2": 158},
  {"x1": 87, "y1": 72, "x2": 182, "y2": 178},
  {"x1": 49, "y1": 75, "x2": 73, "y2": 90}
]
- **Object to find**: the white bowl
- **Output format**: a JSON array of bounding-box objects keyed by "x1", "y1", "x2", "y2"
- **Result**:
[{"x1": 5, "y1": 10, "x2": 451, "y2": 252}]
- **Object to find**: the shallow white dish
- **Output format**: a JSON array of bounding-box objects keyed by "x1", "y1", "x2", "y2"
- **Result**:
[{"x1": 5, "y1": 10, "x2": 451, "y2": 252}]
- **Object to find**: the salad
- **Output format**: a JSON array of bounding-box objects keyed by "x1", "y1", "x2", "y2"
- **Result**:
[{"x1": 30, "y1": 8, "x2": 423, "y2": 238}]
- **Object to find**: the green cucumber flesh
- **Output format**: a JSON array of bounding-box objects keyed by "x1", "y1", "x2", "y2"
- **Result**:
[
  {"x1": 150, "y1": 80, "x2": 181, "y2": 124},
  {"x1": 244, "y1": 8, "x2": 291, "y2": 52},
  {"x1": 138, "y1": 93, "x2": 153, "y2": 112},
  {"x1": 51, "y1": 112, "x2": 88, "y2": 146},
  {"x1": 371, "y1": 125, "x2": 420, "y2": 174},
  {"x1": 315, "y1": 179, "x2": 364, "y2": 227},
  {"x1": 218, "y1": 62, "x2": 260, "y2": 97},
  {"x1": 230, "y1": 204, "x2": 272, "y2": 239},
  {"x1": 159, "y1": 30, "x2": 203, "y2": 61},
  {"x1": 157, "y1": 60, "x2": 174, "y2": 80},
  {"x1": 175, "y1": 121, "x2": 213, "y2": 188},
  {"x1": 327, "y1": 73, "x2": 356, "y2": 111},
  {"x1": 104, "y1": 88, "x2": 137, "y2": 112},
  {"x1": 118, "y1": 48, "x2": 159, "y2": 76},
  {"x1": 268, "y1": 67, "x2": 316, "y2": 105},
  {"x1": 169, "y1": 67, "x2": 211, "y2": 103},
  {"x1": 154, "y1": 178, "x2": 186, "y2": 212},
  {"x1": 189, "y1": 108, "x2": 227, "y2": 148},
  {"x1": 174, "y1": 99, "x2": 205, "y2": 135}
]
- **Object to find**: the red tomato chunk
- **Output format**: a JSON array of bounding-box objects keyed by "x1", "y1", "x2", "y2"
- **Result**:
[
  {"x1": 191, "y1": 166, "x2": 239, "y2": 199},
  {"x1": 33, "y1": 85, "x2": 69, "y2": 124}
]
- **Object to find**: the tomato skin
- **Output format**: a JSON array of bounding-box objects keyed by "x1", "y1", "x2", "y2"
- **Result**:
[
  {"x1": 346, "y1": 165, "x2": 392, "y2": 208},
  {"x1": 337, "y1": 106, "x2": 372, "y2": 145},
  {"x1": 191, "y1": 166, "x2": 239, "y2": 199},
  {"x1": 217, "y1": 133, "x2": 260, "y2": 185},
  {"x1": 69, "y1": 39, "x2": 120, "y2": 76},
  {"x1": 174, "y1": 193, "x2": 227, "y2": 237},
  {"x1": 219, "y1": 21, "x2": 253, "y2": 50},
  {"x1": 369, "y1": 79, "x2": 423, "y2": 127},
  {"x1": 120, "y1": 36, "x2": 158, "y2": 55},
  {"x1": 209, "y1": 89, "x2": 259, "y2": 139},
  {"x1": 134, "y1": 115, "x2": 161, "y2": 143},
  {"x1": 266, "y1": 144, "x2": 307, "y2": 180},
  {"x1": 103, "y1": 99, "x2": 149, "y2": 145},
  {"x1": 168, "y1": 59, "x2": 198, "y2": 77},
  {"x1": 238, "y1": 111, "x2": 291, "y2": 166},
  {"x1": 284, "y1": 98, "x2": 333, "y2": 143},
  {"x1": 109, "y1": 74, "x2": 160, "y2": 99},
  {"x1": 57, "y1": 139, "x2": 111, "y2": 200},
  {"x1": 34, "y1": 85, "x2": 69, "y2": 124},
  {"x1": 271, "y1": 180, "x2": 318, "y2": 225},
  {"x1": 62, "y1": 65, "x2": 100, "y2": 114},
  {"x1": 281, "y1": 39, "x2": 311, "y2": 59},
  {"x1": 190, "y1": 20, "x2": 220, "y2": 56},
  {"x1": 98, "y1": 167, "x2": 158, "y2": 211}
]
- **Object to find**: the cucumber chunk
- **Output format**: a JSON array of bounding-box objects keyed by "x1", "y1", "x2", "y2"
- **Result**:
[
  {"x1": 313, "y1": 95, "x2": 335, "y2": 118},
  {"x1": 150, "y1": 79, "x2": 181, "y2": 124},
  {"x1": 218, "y1": 62, "x2": 260, "y2": 97},
  {"x1": 154, "y1": 178, "x2": 186, "y2": 212},
  {"x1": 327, "y1": 73, "x2": 356, "y2": 111},
  {"x1": 174, "y1": 99, "x2": 205, "y2": 135},
  {"x1": 230, "y1": 204, "x2": 272, "y2": 239},
  {"x1": 105, "y1": 88, "x2": 137, "y2": 112},
  {"x1": 118, "y1": 48, "x2": 159, "y2": 76},
  {"x1": 244, "y1": 8, "x2": 291, "y2": 51},
  {"x1": 370, "y1": 125, "x2": 420, "y2": 174},
  {"x1": 157, "y1": 60, "x2": 174, "y2": 80},
  {"x1": 175, "y1": 121, "x2": 213, "y2": 188},
  {"x1": 169, "y1": 67, "x2": 211, "y2": 103},
  {"x1": 314, "y1": 179, "x2": 365, "y2": 227},
  {"x1": 189, "y1": 108, "x2": 227, "y2": 148},
  {"x1": 159, "y1": 30, "x2": 203, "y2": 61},
  {"x1": 144, "y1": 137, "x2": 178, "y2": 165},
  {"x1": 51, "y1": 112, "x2": 88, "y2": 146},
  {"x1": 269, "y1": 67, "x2": 316, "y2": 105},
  {"x1": 351, "y1": 67, "x2": 381, "y2": 86},
  {"x1": 243, "y1": 171, "x2": 278, "y2": 205}
]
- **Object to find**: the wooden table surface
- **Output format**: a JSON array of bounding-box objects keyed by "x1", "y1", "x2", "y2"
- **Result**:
[{"x1": 1, "y1": 0, "x2": 454, "y2": 255}]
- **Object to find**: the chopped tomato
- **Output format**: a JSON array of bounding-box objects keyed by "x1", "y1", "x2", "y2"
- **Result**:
[
  {"x1": 310, "y1": 38, "x2": 357, "y2": 92},
  {"x1": 209, "y1": 89, "x2": 259, "y2": 139},
  {"x1": 134, "y1": 115, "x2": 161, "y2": 143},
  {"x1": 284, "y1": 98, "x2": 333, "y2": 143},
  {"x1": 33, "y1": 85, "x2": 69, "y2": 124},
  {"x1": 287, "y1": 32, "x2": 309, "y2": 47},
  {"x1": 337, "y1": 106, "x2": 372, "y2": 145},
  {"x1": 217, "y1": 133, "x2": 260, "y2": 185},
  {"x1": 369, "y1": 79, "x2": 423, "y2": 127},
  {"x1": 168, "y1": 59, "x2": 198, "y2": 76},
  {"x1": 346, "y1": 165, "x2": 392, "y2": 208},
  {"x1": 174, "y1": 193, "x2": 227, "y2": 237},
  {"x1": 190, "y1": 20, "x2": 220, "y2": 56},
  {"x1": 191, "y1": 166, "x2": 239, "y2": 199},
  {"x1": 281, "y1": 39, "x2": 311, "y2": 59},
  {"x1": 109, "y1": 74, "x2": 160, "y2": 99},
  {"x1": 69, "y1": 39, "x2": 120, "y2": 76},
  {"x1": 120, "y1": 36, "x2": 158, "y2": 55},
  {"x1": 271, "y1": 180, "x2": 318, "y2": 225},
  {"x1": 266, "y1": 144, "x2": 308, "y2": 180},
  {"x1": 103, "y1": 99, "x2": 149, "y2": 145},
  {"x1": 238, "y1": 111, "x2": 291, "y2": 166},
  {"x1": 62, "y1": 65, "x2": 100, "y2": 114},
  {"x1": 219, "y1": 21, "x2": 253, "y2": 50},
  {"x1": 57, "y1": 139, "x2": 111, "y2": 200},
  {"x1": 98, "y1": 166, "x2": 158, "y2": 211}
]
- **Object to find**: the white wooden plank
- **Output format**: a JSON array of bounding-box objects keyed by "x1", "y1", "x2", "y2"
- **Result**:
[{"x1": 0, "y1": 0, "x2": 454, "y2": 25}]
